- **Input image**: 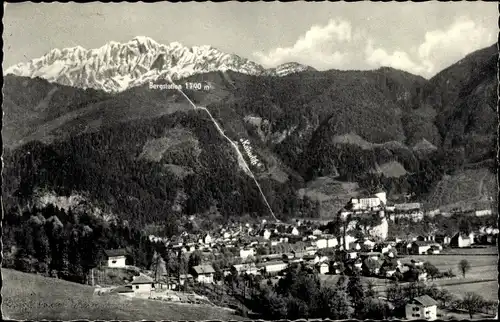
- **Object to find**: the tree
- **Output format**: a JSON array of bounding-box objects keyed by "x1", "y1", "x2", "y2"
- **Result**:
[
  {"x1": 325, "y1": 288, "x2": 354, "y2": 319},
  {"x1": 362, "y1": 258, "x2": 378, "y2": 276},
  {"x1": 188, "y1": 250, "x2": 202, "y2": 271},
  {"x1": 286, "y1": 296, "x2": 309, "y2": 319},
  {"x1": 358, "y1": 297, "x2": 391, "y2": 319},
  {"x1": 423, "y1": 261, "x2": 440, "y2": 280},
  {"x1": 437, "y1": 288, "x2": 454, "y2": 308},
  {"x1": 458, "y1": 259, "x2": 471, "y2": 278},
  {"x1": 365, "y1": 279, "x2": 377, "y2": 298},
  {"x1": 150, "y1": 251, "x2": 167, "y2": 282},
  {"x1": 347, "y1": 274, "x2": 365, "y2": 310},
  {"x1": 386, "y1": 280, "x2": 406, "y2": 309},
  {"x1": 460, "y1": 292, "x2": 485, "y2": 319},
  {"x1": 261, "y1": 290, "x2": 288, "y2": 319}
]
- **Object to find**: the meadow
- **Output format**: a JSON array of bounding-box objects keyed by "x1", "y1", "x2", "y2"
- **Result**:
[
  {"x1": 400, "y1": 251, "x2": 498, "y2": 301},
  {"x1": 1, "y1": 268, "x2": 241, "y2": 320},
  {"x1": 319, "y1": 248, "x2": 498, "y2": 302}
]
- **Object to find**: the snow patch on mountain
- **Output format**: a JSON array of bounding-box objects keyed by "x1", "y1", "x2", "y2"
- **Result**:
[{"x1": 5, "y1": 36, "x2": 315, "y2": 93}]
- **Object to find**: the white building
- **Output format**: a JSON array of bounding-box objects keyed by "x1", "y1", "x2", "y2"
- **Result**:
[
  {"x1": 411, "y1": 241, "x2": 432, "y2": 255},
  {"x1": 203, "y1": 233, "x2": 212, "y2": 244},
  {"x1": 405, "y1": 295, "x2": 438, "y2": 320},
  {"x1": 327, "y1": 237, "x2": 338, "y2": 248},
  {"x1": 258, "y1": 261, "x2": 288, "y2": 275},
  {"x1": 239, "y1": 248, "x2": 255, "y2": 259},
  {"x1": 394, "y1": 202, "x2": 421, "y2": 212},
  {"x1": 343, "y1": 235, "x2": 356, "y2": 249},
  {"x1": 105, "y1": 249, "x2": 127, "y2": 268},
  {"x1": 315, "y1": 239, "x2": 328, "y2": 249},
  {"x1": 475, "y1": 209, "x2": 492, "y2": 217},
  {"x1": 232, "y1": 263, "x2": 259, "y2": 275},
  {"x1": 450, "y1": 233, "x2": 472, "y2": 248},
  {"x1": 289, "y1": 226, "x2": 300, "y2": 236},
  {"x1": 131, "y1": 274, "x2": 154, "y2": 293},
  {"x1": 261, "y1": 229, "x2": 272, "y2": 240},
  {"x1": 350, "y1": 197, "x2": 381, "y2": 210},
  {"x1": 312, "y1": 229, "x2": 323, "y2": 236},
  {"x1": 316, "y1": 262, "x2": 329, "y2": 274},
  {"x1": 192, "y1": 265, "x2": 215, "y2": 283}
]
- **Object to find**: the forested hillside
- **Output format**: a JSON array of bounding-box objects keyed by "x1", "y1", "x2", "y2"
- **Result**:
[{"x1": 2, "y1": 43, "x2": 497, "y2": 230}]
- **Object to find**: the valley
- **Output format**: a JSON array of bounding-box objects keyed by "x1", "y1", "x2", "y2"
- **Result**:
[{"x1": 2, "y1": 12, "x2": 498, "y2": 320}]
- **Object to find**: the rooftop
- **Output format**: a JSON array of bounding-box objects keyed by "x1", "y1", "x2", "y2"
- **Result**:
[
  {"x1": 412, "y1": 295, "x2": 438, "y2": 307},
  {"x1": 131, "y1": 274, "x2": 154, "y2": 284},
  {"x1": 104, "y1": 248, "x2": 127, "y2": 257},
  {"x1": 192, "y1": 265, "x2": 215, "y2": 275}
]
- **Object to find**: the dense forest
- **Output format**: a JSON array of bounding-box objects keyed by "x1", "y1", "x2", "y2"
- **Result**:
[
  {"x1": 2, "y1": 44, "x2": 496, "y2": 237},
  {"x1": 2, "y1": 204, "x2": 157, "y2": 283}
]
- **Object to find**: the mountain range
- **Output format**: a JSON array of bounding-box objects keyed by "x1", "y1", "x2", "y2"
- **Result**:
[
  {"x1": 2, "y1": 38, "x2": 497, "y2": 232},
  {"x1": 5, "y1": 36, "x2": 315, "y2": 93}
]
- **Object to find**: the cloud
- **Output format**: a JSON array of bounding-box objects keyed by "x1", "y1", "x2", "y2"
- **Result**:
[
  {"x1": 253, "y1": 19, "x2": 352, "y2": 69},
  {"x1": 365, "y1": 17, "x2": 495, "y2": 77},
  {"x1": 255, "y1": 16, "x2": 494, "y2": 78}
]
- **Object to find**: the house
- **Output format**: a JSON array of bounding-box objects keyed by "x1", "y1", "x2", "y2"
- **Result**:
[
  {"x1": 411, "y1": 241, "x2": 432, "y2": 255},
  {"x1": 179, "y1": 273, "x2": 193, "y2": 285},
  {"x1": 302, "y1": 254, "x2": 320, "y2": 264},
  {"x1": 327, "y1": 237, "x2": 339, "y2": 248},
  {"x1": 232, "y1": 263, "x2": 259, "y2": 275},
  {"x1": 312, "y1": 229, "x2": 323, "y2": 236},
  {"x1": 346, "y1": 250, "x2": 358, "y2": 259},
  {"x1": 131, "y1": 274, "x2": 154, "y2": 293},
  {"x1": 374, "y1": 243, "x2": 392, "y2": 254},
  {"x1": 395, "y1": 202, "x2": 421, "y2": 212},
  {"x1": 434, "y1": 234, "x2": 451, "y2": 245},
  {"x1": 192, "y1": 265, "x2": 215, "y2": 283},
  {"x1": 287, "y1": 226, "x2": 300, "y2": 236},
  {"x1": 305, "y1": 246, "x2": 318, "y2": 255},
  {"x1": 362, "y1": 239, "x2": 376, "y2": 250},
  {"x1": 475, "y1": 209, "x2": 492, "y2": 217},
  {"x1": 405, "y1": 295, "x2": 438, "y2": 320},
  {"x1": 349, "y1": 196, "x2": 382, "y2": 211},
  {"x1": 416, "y1": 235, "x2": 435, "y2": 242},
  {"x1": 450, "y1": 233, "x2": 472, "y2": 248},
  {"x1": 239, "y1": 248, "x2": 255, "y2": 259},
  {"x1": 315, "y1": 238, "x2": 328, "y2": 249},
  {"x1": 104, "y1": 249, "x2": 127, "y2": 268},
  {"x1": 260, "y1": 229, "x2": 272, "y2": 240},
  {"x1": 349, "y1": 242, "x2": 362, "y2": 251},
  {"x1": 257, "y1": 260, "x2": 288, "y2": 275},
  {"x1": 316, "y1": 262, "x2": 329, "y2": 274}
]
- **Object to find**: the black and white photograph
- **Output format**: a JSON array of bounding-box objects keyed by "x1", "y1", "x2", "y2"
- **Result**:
[{"x1": 1, "y1": 2, "x2": 498, "y2": 320}]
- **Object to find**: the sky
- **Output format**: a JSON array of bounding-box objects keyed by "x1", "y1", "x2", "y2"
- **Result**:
[{"x1": 3, "y1": 2, "x2": 497, "y2": 78}]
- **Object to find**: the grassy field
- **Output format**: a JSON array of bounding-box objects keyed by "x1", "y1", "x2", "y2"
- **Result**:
[
  {"x1": 2, "y1": 268, "x2": 241, "y2": 320},
  {"x1": 320, "y1": 250, "x2": 498, "y2": 302},
  {"x1": 397, "y1": 252, "x2": 497, "y2": 301},
  {"x1": 440, "y1": 246, "x2": 498, "y2": 255},
  {"x1": 400, "y1": 254, "x2": 497, "y2": 280}
]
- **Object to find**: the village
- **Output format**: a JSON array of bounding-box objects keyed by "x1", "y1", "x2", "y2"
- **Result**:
[{"x1": 94, "y1": 191, "x2": 498, "y2": 320}]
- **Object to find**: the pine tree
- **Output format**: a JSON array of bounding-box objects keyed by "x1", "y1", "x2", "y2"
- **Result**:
[
  {"x1": 150, "y1": 251, "x2": 167, "y2": 282},
  {"x1": 347, "y1": 274, "x2": 365, "y2": 310}
]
